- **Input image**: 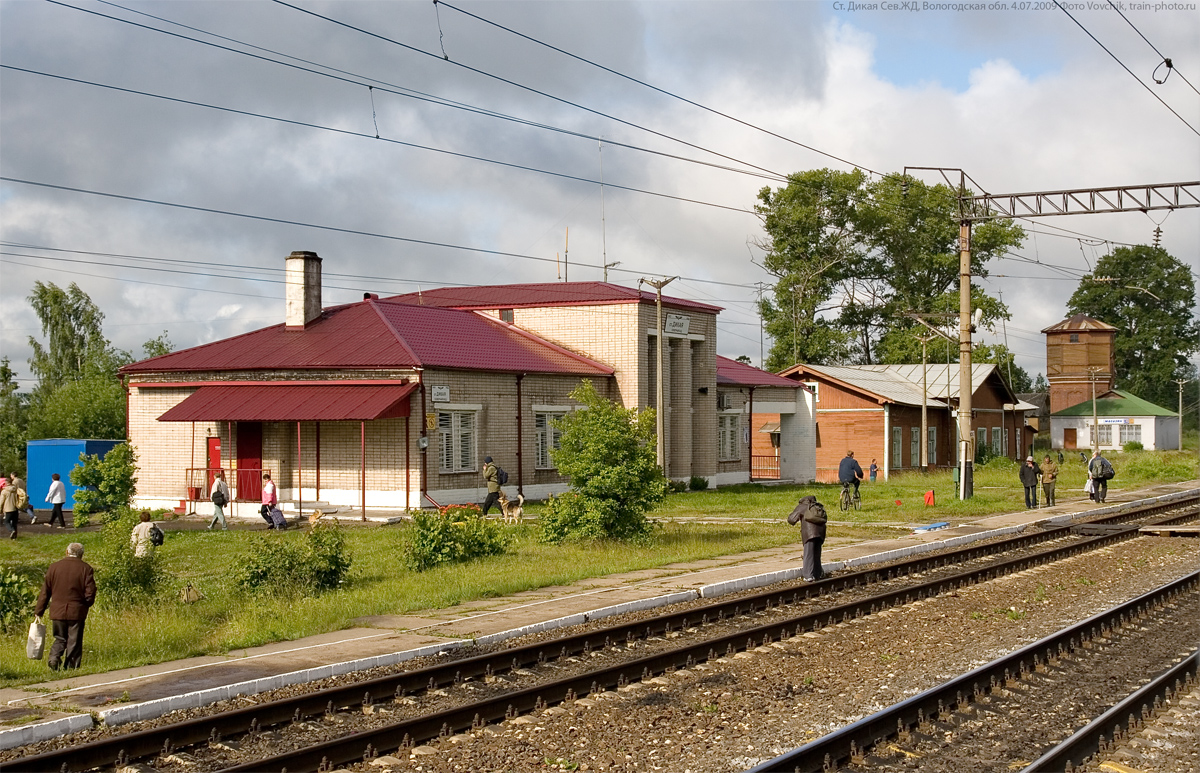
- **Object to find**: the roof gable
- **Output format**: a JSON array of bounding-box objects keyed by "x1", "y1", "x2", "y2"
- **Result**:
[
  {"x1": 1052, "y1": 390, "x2": 1177, "y2": 417},
  {"x1": 780, "y1": 363, "x2": 1011, "y2": 407},
  {"x1": 715, "y1": 356, "x2": 799, "y2": 388},
  {"x1": 1041, "y1": 313, "x2": 1118, "y2": 334},
  {"x1": 386, "y1": 282, "x2": 722, "y2": 314}
]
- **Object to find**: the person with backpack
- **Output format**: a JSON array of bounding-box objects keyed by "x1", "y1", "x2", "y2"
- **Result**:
[
  {"x1": 1, "y1": 473, "x2": 19, "y2": 539},
  {"x1": 481, "y1": 455, "x2": 506, "y2": 516},
  {"x1": 1088, "y1": 450, "x2": 1114, "y2": 503},
  {"x1": 11, "y1": 474, "x2": 35, "y2": 524},
  {"x1": 130, "y1": 511, "x2": 162, "y2": 557},
  {"x1": 208, "y1": 470, "x2": 230, "y2": 531}
]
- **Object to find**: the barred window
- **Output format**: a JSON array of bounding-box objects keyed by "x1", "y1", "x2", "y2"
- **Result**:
[
  {"x1": 718, "y1": 414, "x2": 740, "y2": 461},
  {"x1": 910, "y1": 426, "x2": 920, "y2": 466},
  {"x1": 1119, "y1": 424, "x2": 1141, "y2": 444},
  {"x1": 927, "y1": 426, "x2": 937, "y2": 465},
  {"x1": 893, "y1": 427, "x2": 903, "y2": 466},
  {"x1": 1090, "y1": 425, "x2": 1113, "y2": 446},
  {"x1": 438, "y1": 411, "x2": 477, "y2": 473},
  {"x1": 991, "y1": 426, "x2": 1002, "y2": 455},
  {"x1": 535, "y1": 412, "x2": 566, "y2": 469},
  {"x1": 976, "y1": 427, "x2": 987, "y2": 456}
]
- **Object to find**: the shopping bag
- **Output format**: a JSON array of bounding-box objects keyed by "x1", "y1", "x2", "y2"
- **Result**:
[
  {"x1": 1083, "y1": 478, "x2": 1094, "y2": 494},
  {"x1": 27, "y1": 617, "x2": 46, "y2": 660}
]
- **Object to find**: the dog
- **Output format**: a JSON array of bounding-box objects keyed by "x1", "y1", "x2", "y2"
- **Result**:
[
  {"x1": 499, "y1": 493, "x2": 524, "y2": 524},
  {"x1": 308, "y1": 508, "x2": 325, "y2": 526}
]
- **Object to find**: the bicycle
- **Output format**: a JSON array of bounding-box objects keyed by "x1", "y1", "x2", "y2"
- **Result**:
[{"x1": 839, "y1": 481, "x2": 861, "y2": 512}]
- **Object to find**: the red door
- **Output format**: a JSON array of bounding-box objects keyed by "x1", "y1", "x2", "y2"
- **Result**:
[
  {"x1": 237, "y1": 422, "x2": 262, "y2": 502},
  {"x1": 207, "y1": 436, "x2": 222, "y2": 488}
]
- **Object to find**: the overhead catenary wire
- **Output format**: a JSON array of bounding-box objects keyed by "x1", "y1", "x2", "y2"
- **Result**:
[
  {"x1": 1104, "y1": 0, "x2": 1200, "y2": 95},
  {"x1": 1053, "y1": 0, "x2": 1200, "y2": 137},
  {"x1": 41, "y1": 0, "x2": 786, "y2": 185}
]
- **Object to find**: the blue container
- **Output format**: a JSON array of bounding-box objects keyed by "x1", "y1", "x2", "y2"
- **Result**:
[{"x1": 26, "y1": 439, "x2": 123, "y2": 511}]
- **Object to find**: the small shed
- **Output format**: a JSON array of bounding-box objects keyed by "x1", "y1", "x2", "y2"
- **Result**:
[{"x1": 26, "y1": 439, "x2": 124, "y2": 511}]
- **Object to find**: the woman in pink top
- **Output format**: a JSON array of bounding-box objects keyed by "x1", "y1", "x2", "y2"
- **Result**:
[{"x1": 260, "y1": 473, "x2": 279, "y2": 528}]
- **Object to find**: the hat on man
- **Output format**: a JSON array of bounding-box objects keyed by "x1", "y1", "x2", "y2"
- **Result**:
[
  {"x1": 484, "y1": 456, "x2": 493, "y2": 463},
  {"x1": 1026, "y1": 455, "x2": 1034, "y2": 462}
]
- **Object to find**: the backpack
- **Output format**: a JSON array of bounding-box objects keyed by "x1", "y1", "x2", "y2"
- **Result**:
[
  {"x1": 211, "y1": 489, "x2": 227, "y2": 507},
  {"x1": 149, "y1": 524, "x2": 165, "y2": 546},
  {"x1": 1100, "y1": 458, "x2": 1115, "y2": 480},
  {"x1": 496, "y1": 467, "x2": 509, "y2": 486},
  {"x1": 15, "y1": 488, "x2": 28, "y2": 511}
]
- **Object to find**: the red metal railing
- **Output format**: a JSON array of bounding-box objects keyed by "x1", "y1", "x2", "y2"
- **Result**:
[
  {"x1": 750, "y1": 455, "x2": 780, "y2": 480},
  {"x1": 184, "y1": 467, "x2": 270, "y2": 502}
]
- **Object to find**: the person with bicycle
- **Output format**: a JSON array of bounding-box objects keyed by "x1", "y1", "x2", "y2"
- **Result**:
[{"x1": 838, "y1": 450, "x2": 864, "y2": 506}]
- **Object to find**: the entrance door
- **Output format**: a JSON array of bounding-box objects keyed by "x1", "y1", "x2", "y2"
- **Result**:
[
  {"x1": 236, "y1": 422, "x2": 262, "y2": 502},
  {"x1": 1064, "y1": 428, "x2": 1077, "y2": 449},
  {"x1": 207, "y1": 436, "x2": 222, "y2": 488}
]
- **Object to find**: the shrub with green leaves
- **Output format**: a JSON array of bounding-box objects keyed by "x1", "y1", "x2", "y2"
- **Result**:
[
  {"x1": 0, "y1": 571, "x2": 36, "y2": 633},
  {"x1": 93, "y1": 507, "x2": 165, "y2": 602},
  {"x1": 1122, "y1": 441, "x2": 1144, "y2": 452},
  {"x1": 689, "y1": 476, "x2": 709, "y2": 491},
  {"x1": 71, "y1": 443, "x2": 138, "y2": 525},
  {"x1": 540, "y1": 380, "x2": 666, "y2": 543},
  {"x1": 235, "y1": 521, "x2": 352, "y2": 594},
  {"x1": 404, "y1": 504, "x2": 509, "y2": 572}
]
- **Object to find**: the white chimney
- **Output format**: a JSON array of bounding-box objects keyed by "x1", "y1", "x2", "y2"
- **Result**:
[{"x1": 285, "y1": 251, "x2": 322, "y2": 329}]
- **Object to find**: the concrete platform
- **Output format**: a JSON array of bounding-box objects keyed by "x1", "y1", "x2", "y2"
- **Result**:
[{"x1": 3, "y1": 480, "x2": 1196, "y2": 750}]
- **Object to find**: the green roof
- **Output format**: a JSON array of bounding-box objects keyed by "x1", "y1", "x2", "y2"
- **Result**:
[{"x1": 1052, "y1": 390, "x2": 1177, "y2": 417}]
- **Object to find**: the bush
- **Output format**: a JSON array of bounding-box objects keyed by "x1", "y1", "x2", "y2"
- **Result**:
[
  {"x1": 688, "y1": 476, "x2": 709, "y2": 491},
  {"x1": 1122, "y1": 441, "x2": 1144, "y2": 452},
  {"x1": 667, "y1": 480, "x2": 688, "y2": 494},
  {"x1": 404, "y1": 504, "x2": 509, "y2": 572},
  {"x1": 93, "y1": 507, "x2": 165, "y2": 603},
  {"x1": 235, "y1": 521, "x2": 353, "y2": 594},
  {"x1": 71, "y1": 443, "x2": 138, "y2": 526},
  {"x1": 540, "y1": 380, "x2": 666, "y2": 542},
  {"x1": 0, "y1": 571, "x2": 36, "y2": 633}
]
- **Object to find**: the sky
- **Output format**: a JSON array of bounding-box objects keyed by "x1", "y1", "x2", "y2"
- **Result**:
[{"x1": 2, "y1": 0, "x2": 1198, "y2": 392}]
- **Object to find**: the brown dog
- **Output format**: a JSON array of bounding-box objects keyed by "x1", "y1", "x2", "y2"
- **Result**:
[
  {"x1": 499, "y1": 493, "x2": 524, "y2": 524},
  {"x1": 308, "y1": 508, "x2": 325, "y2": 526}
]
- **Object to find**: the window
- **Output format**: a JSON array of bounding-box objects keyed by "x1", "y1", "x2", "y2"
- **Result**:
[
  {"x1": 927, "y1": 426, "x2": 937, "y2": 465},
  {"x1": 976, "y1": 427, "x2": 987, "y2": 455},
  {"x1": 892, "y1": 427, "x2": 902, "y2": 466},
  {"x1": 803, "y1": 381, "x2": 819, "y2": 403},
  {"x1": 991, "y1": 426, "x2": 1002, "y2": 455},
  {"x1": 499, "y1": 308, "x2": 514, "y2": 323},
  {"x1": 1016, "y1": 427, "x2": 1022, "y2": 458},
  {"x1": 718, "y1": 414, "x2": 740, "y2": 461},
  {"x1": 1002, "y1": 426, "x2": 1009, "y2": 457},
  {"x1": 1069, "y1": 333, "x2": 1079, "y2": 342},
  {"x1": 1090, "y1": 425, "x2": 1113, "y2": 446},
  {"x1": 1119, "y1": 423, "x2": 1141, "y2": 444},
  {"x1": 910, "y1": 426, "x2": 920, "y2": 466},
  {"x1": 535, "y1": 412, "x2": 566, "y2": 469},
  {"x1": 438, "y1": 411, "x2": 477, "y2": 473}
]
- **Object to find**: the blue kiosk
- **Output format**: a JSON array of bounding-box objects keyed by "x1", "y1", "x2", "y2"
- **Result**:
[{"x1": 25, "y1": 439, "x2": 123, "y2": 511}]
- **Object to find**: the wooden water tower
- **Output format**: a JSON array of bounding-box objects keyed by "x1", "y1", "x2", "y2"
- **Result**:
[{"x1": 1042, "y1": 314, "x2": 1117, "y2": 415}]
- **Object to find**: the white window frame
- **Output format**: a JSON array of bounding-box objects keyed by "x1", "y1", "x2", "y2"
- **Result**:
[
  {"x1": 535, "y1": 411, "x2": 567, "y2": 469},
  {"x1": 892, "y1": 427, "x2": 903, "y2": 466},
  {"x1": 718, "y1": 413, "x2": 740, "y2": 462},
  {"x1": 1119, "y1": 423, "x2": 1141, "y2": 444},
  {"x1": 976, "y1": 427, "x2": 987, "y2": 456},
  {"x1": 1002, "y1": 425, "x2": 1009, "y2": 457},
  {"x1": 991, "y1": 426, "x2": 1002, "y2": 455},
  {"x1": 927, "y1": 426, "x2": 937, "y2": 465},
  {"x1": 910, "y1": 426, "x2": 920, "y2": 467},
  {"x1": 1016, "y1": 427, "x2": 1022, "y2": 459},
  {"x1": 803, "y1": 381, "x2": 819, "y2": 403},
  {"x1": 437, "y1": 408, "x2": 479, "y2": 473},
  {"x1": 1090, "y1": 424, "x2": 1113, "y2": 446}
]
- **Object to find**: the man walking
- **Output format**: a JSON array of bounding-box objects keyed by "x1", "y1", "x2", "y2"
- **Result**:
[
  {"x1": 481, "y1": 456, "x2": 502, "y2": 516},
  {"x1": 1041, "y1": 454, "x2": 1059, "y2": 506},
  {"x1": 787, "y1": 495, "x2": 828, "y2": 581},
  {"x1": 208, "y1": 470, "x2": 230, "y2": 531},
  {"x1": 34, "y1": 543, "x2": 96, "y2": 670},
  {"x1": 1, "y1": 473, "x2": 19, "y2": 539},
  {"x1": 1089, "y1": 450, "x2": 1113, "y2": 503},
  {"x1": 46, "y1": 473, "x2": 68, "y2": 528},
  {"x1": 1019, "y1": 456, "x2": 1042, "y2": 509},
  {"x1": 838, "y1": 451, "x2": 864, "y2": 500}
]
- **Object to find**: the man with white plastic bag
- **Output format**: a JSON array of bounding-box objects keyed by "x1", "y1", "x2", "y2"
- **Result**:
[
  {"x1": 34, "y1": 543, "x2": 95, "y2": 670},
  {"x1": 27, "y1": 617, "x2": 46, "y2": 659}
]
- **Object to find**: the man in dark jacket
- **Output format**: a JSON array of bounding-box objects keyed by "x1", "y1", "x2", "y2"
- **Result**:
[
  {"x1": 1018, "y1": 455, "x2": 1042, "y2": 509},
  {"x1": 34, "y1": 542, "x2": 96, "y2": 670},
  {"x1": 787, "y1": 495, "x2": 828, "y2": 581},
  {"x1": 838, "y1": 451, "x2": 864, "y2": 500},
  {"x1": 481, "y1": 456, "x2": 502, "y2": 515}
]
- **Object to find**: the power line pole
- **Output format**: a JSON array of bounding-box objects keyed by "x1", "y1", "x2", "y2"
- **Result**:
[
  {"x1": 1088, "y1": 366, "x2": 1103, "y2": 452},
  {"x1": 640, "y1": 276, "x2": 678, "y2": 474},
  {"x1": 1175, "y1": 379, "x2": 1190, "y2": 451},
  {"x1": 916, "y1": 334, "x2": 936, "y2": 469}
]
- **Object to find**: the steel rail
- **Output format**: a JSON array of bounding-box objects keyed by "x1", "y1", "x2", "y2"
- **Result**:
[
  {"x1": 1019, "y1": 647, "x2": 1200, "y2": 772},
  {"x1": 6, "y1": 497, "x2": 1194, "y2": 773},
  {"x1": 745, "y1": 570, "x2": 1200, "y2": 773}
]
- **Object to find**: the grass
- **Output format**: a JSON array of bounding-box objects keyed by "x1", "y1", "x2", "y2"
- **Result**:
[{"x1": 0, "y1": 448, "x2": 1193, "y2": 689}]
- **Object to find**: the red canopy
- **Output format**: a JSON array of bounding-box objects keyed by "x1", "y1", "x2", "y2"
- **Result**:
[{"x1": 157, "y1": 383, "x2": 416, "y2": 422}]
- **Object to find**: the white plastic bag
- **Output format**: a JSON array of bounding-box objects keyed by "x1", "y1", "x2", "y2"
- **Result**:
[
  {"x1": 1083, "y1": 478, "x2": 1094, "y2": 494},
  {"x1": 27, "y1": 617, "x2": 46, "y2": 660}
]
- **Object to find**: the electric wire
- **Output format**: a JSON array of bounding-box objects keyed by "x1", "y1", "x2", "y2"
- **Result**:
[
  {"x1": 1053, "y1": 0, "x2": 1200, "y2": 137},
  {"x1": 0, "y1": 65, "x2": 753, "y2": 215},
  {"x1": 433, "y1": 0, "x2": 879, "y2": 176},
  {"x1": 41, "y1": 0, "x2": 786, "y2": 184},
  {"x1": 269, "y1": 0, "x2": 790, "y2": 180},
  {"x1": 1104, "y1": 0, "x2": 1200, "y2": 95}
]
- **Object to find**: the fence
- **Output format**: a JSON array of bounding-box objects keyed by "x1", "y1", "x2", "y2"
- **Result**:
[
  {"x1": 184, "y1": 467, "x2": 271, "y2": 502},
  {"x1": 750, "y1": 455, "x2": 780, "y2": 480}
]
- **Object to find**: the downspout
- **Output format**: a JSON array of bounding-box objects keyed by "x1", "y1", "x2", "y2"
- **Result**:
[
  {"x1": 360, "y1": 420, "x2": 366, "y2": 521},
  {"x1": 516, "y1": 374, "x2": 525, "y2": 497},
  {"x1": 419, "y1": 370, "x2": 428, "y2": 508},
  {"x1": 747, "y1": 386, "x2": 755, "y2": 480},
  {"x1": 315, "y1": 422, "x2": 321, "y2": 500},
  {"x1": 883, "y1": 403, "x2": 890, "y2": 481},
  {"x1": 297, "y1": 421, "x2": 302, "y2": 518},
  {"x1": 405, "y1": 415, "x2": 410, "y2": 511}
]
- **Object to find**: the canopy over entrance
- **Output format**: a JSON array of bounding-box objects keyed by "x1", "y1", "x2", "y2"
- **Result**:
[{"x1": 157, "y1": 382, "x2": 416, "y2": 422}]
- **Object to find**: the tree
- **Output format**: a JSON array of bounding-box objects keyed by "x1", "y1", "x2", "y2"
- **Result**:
[
  {"x1": 1066, "y1": 245, "x2": 1200, "y2": 410},
  {"x1": 973, "y1": 343, "x2": 1033, "y2": 394},
  {"x1": 753, "y1": 170, "x2": 1024, "y2": 370},
  {"x1": 540, "y1": 380, "x2": 666, "y2": 542},
  {"x1": 70, "y1": 442, "x2": 138, "y2": 525},
  {"x1": 1032, "y1": 373, "x2": 1049, "y2": 392},
  {"x1": 142, "y1": 331, "x2": 174, "y2": 359},
  {"x1": 0, "y1": 359, "x2": 26, "y2": 476}
]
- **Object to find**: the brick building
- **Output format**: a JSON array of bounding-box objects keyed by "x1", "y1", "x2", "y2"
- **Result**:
[
  {"x1": 772, "y1": 363, "x2": 1030, "y2": 482},
  {"x1": 122, "y1": 252, "x2": 812, "y2": 515}
]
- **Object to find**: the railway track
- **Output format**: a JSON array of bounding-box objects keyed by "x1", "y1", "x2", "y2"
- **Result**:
[
  {"x1": 746, "y1": 570, "x2": 1200, "y2": 773},
  {"x1": 4, "y1": 496, "x2": 1196, "y2": 773}
]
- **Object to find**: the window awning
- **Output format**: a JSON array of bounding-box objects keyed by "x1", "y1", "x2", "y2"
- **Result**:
[{"x1": 157, "y1": 383, "x2": 417, "y2": 422}]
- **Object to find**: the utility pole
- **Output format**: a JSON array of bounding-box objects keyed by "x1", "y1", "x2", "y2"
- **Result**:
[
  {"x1": 917, "y1": 334, "x2": 936, "y2": 469},
  {"x1": 755, "y1": 282, "x2": 766, "y2": 368},
  {"x1": 1175, "y1": 379, "x2": 1190, "y2": 451},
  {"x1": 1088, "y1": 366, "x2": 1103, "y2": 452},
  {"x1": 640, "y1": 276, "x2": 678, "y2": 474},
  {"x1": 957, "y1": 217, "x2": 974, "y2": 499}
]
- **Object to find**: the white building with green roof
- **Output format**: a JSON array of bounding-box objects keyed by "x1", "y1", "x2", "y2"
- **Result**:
[{"x1": 1050, "y1": 390, "x2": 1179, "y2": 451}]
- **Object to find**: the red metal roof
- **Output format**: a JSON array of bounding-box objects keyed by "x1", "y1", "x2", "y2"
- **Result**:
[
  {"x1": 122, "y1": 299, "x2": 613, "y2": 377},
  {"x1": 386, "y1": 282, "x2": 722, "y2": 314},
  {"x1": 715, "y1": 356, "x2": 799, "y2": 388},
  {"x1": 158, "y1": 383, "x2": 417, "y2": 422}
]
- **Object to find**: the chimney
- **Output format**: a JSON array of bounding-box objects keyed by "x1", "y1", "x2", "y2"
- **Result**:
[{"x1": 285, "y1": 251, "x2": 322, "y2": 329}]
